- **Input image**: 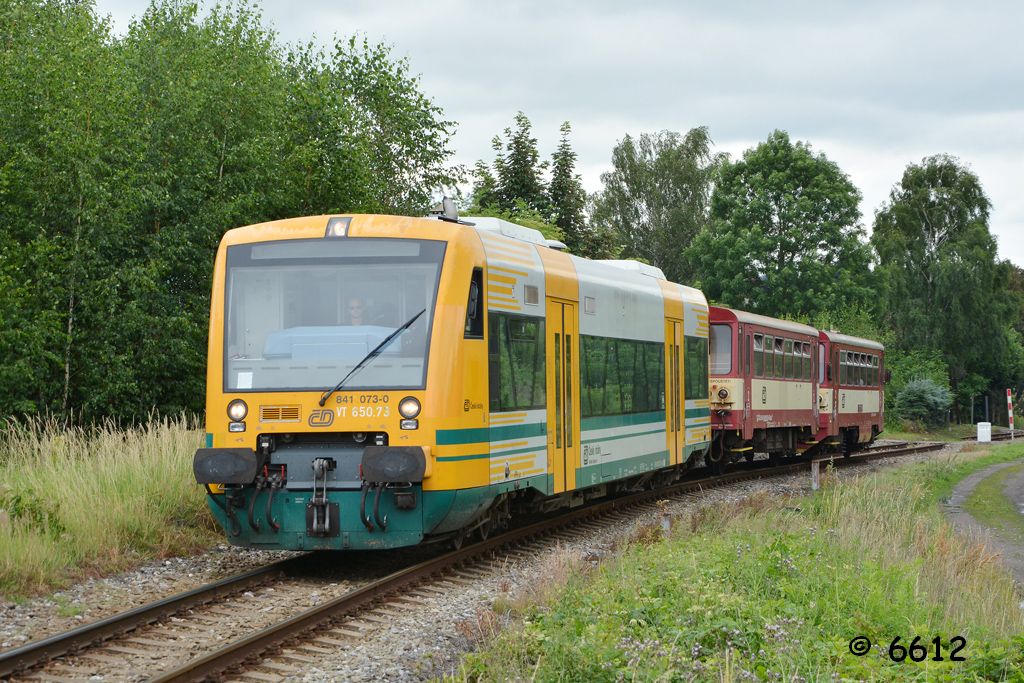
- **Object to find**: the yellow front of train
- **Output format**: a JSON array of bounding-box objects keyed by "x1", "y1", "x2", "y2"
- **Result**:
[{"x1": 194, "y1": 214, "x2": 494, "y2": 550}]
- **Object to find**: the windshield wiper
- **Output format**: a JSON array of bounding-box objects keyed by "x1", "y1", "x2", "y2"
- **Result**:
[{"x1": 318, "y1": 308, "x2": 427, "y2": 407}]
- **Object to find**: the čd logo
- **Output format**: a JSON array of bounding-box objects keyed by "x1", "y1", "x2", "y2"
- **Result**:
[{"x1": 308, "y1": 409, "x2": 334, "y2": 427}]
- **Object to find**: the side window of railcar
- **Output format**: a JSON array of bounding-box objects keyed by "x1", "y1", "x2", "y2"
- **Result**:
[
  {"x1": 784, "y1": 340, "x2": 794, "y2": 379},
  {"x1": 745, "y1": 335, "x2": 751, "y2": 375},
  {"x1": 774, "y1": 338, "x2": 784, "y2": 379},
  {"x1": 464, "y1": 268, "x2": 484, "y2": 339},
  {"x1": 488, "y1": 313, "x2": 546, "y2": 412},
  {"x1": 763, "y1": 336, "x2": 773, "y2": 377},
  {"x1": 753, "y1": 335, "x2": 764, "y2": 376},
  {"x1": 839, "y1": 352, "x2": 847, "y2": 385},
  {"x1": 818, "y1": 345, "x2": 825, "y2": 384},
  {"x1": 684, "y1": 336, "x2": 709, "y2": 399},
  {"x1": 872, "y1": 355, "x2": 879, "y2": 386},
  {"x1": 581, "y1": 336, "x2": 664, "y2": 417}
]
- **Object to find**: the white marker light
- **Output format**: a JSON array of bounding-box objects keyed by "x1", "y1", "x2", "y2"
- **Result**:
[
  {"x1": 227, "y1": 399, "x2": 248, "y2": 422},
  {"x1": 399, "y1": 397, "x2": 421, "y2": 419}
]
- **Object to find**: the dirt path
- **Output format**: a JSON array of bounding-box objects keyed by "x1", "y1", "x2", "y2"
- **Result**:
[
  {"x1": 944, "y1": 462, "x2": 1024, "y2": 584},
  {"x1": 1005, "y1": 465, "x2": 1024, "y2": 519}
]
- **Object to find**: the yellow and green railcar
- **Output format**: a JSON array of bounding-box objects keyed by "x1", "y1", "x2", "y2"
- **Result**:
[{"x1": 194, "y1": 212, "x2": 710, "y2": 550}]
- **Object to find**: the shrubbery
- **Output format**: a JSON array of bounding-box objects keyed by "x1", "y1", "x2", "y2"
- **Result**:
[{"x1": 894, "y1": 378, "x2": 952, "y2": 427}]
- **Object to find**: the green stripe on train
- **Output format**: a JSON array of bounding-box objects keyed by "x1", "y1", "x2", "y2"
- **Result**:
[
  {"x1": 581, "y1": 428, "x2": 665, "y2": 445},
  {"x1": 576, "y1": 449, "x2": 671, "y2": 487},
  {"x1": 436, "y1": 421, "x2": 546, "y2": 445},
  {"x1": 435, "y1": 443, "x2": 545, "y2": 462},
  {"x1": 580, "y1": 410, "x2": 664, "y2": 431},
  {"x1": 685, "y1": 407, "x2": 711, "y2": 418}
]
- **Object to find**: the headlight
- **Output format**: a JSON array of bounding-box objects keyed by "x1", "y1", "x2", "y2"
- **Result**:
[
  {"x1": 399, "y1": 396, "x2": 421, "y2": 419},
  {"x1": 717, "y1": 388, "x2": 729, "y2": 400},
  {"x1": 227, "y1": 399, "x2": 248, "y2": 422}
]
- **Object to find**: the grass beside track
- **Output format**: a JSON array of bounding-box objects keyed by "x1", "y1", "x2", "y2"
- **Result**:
[
  {"x1": 884, "y1": 423, "x2": 990, "y2": 443},
  {"x1": 964, "y1": 461, "x2": 1024, "y2": 543},
  {"x1": 0, "y1": 417, "x2": 218, "y2": 597},
  {"x1": 456, "y1": 445, "x2": 1024, "y2": 682}
]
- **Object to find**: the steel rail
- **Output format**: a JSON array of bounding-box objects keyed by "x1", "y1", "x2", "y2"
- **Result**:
[
  {"x1": 0, "y1": 556, "x2": 308, "y2": 678},
  {"x1": 150, "y1": 442, "x2": 944, "y2": 683},
  {"x1": 967, "y1": 432, "x2": 1023, "y2": 442}
]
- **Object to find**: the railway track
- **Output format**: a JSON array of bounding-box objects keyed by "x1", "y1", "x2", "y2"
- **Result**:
[
  {"x1": 961, "y1": 429, "x2": 1024, "y2": 442},
  {"x1": 1, "y1": 442, "x2": 946, "y2": 683}
]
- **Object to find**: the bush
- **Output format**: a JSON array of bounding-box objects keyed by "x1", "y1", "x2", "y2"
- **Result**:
[{"x1": 894, "y1": 378, "x2": 952, "y2": 426}]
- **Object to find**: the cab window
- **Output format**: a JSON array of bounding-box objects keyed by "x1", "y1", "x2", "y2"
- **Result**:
[{"x1": 710, "y1": 324, "x2": 732, "y2": 375}]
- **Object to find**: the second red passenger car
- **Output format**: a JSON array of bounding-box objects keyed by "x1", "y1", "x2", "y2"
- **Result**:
[{"x1": 708, "y1": 306, "x2": 885, "y2": 469}]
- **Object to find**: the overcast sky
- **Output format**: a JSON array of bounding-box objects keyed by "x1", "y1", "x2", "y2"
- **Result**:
[{"x1": 95, "y1": 0, "x2": 1024, "y2": 265}]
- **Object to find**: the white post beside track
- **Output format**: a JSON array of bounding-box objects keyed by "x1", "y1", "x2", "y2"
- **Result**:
[
  {"x1": 1008, "y1": 388, "x2": 1015, "y2": 441},
  {"x1": 811, "y1": 460, "x2": 820, "y2": 491}
]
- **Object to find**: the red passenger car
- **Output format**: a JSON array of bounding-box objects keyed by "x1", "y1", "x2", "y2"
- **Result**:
[
  {"x1": 817, "y1": 331, "x2": 885, "y2": 453},
  {"x1": 707, "y1": 307, "x2": 819, "y2": 470}
]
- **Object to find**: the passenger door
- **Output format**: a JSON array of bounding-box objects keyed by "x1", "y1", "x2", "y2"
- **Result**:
[
  {"x1": 832, "y1": 346, "x2": 840, "y2": 425},
  {"x1": 546, "y1": 299, "x2": 579, "y2": 494},
  {"x1": 664, "y1": 319, "x2": 683, "y2": 464}
]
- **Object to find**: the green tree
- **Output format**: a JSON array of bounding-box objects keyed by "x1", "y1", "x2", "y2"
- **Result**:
[
  {"x1": 872, "y1": 154, "x2": 1018, "y2": 411},
  {"x1": 324, "y1": 36, "x2": 460, "y2": 214},
  {"x1": 688, "y1": 130, "x2": 874, "y2": 319},
  {"x1": 590, "y1": 127, "x2": 717, "y2": 283},
  {"x1": 548, "y1": 121, "x2": 586, "y2": 251},
  {"x1": 492, "y1": 111, "x2": 548, "y2": 214},
  {"x1": 469, "y1": 159, "x2": 499, "y2": 210},
  {"x1": 0, "y1": 0, "x2": 461, "y2": 421},
  {"x1": 0, "y1": 0, "x2": 131, "y2": 418}
]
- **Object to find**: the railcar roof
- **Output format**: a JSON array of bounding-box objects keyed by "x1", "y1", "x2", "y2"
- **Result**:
[
  {"x1": 464, "y1": 216, "x2": 548, "y2": 246},
  {"x1": 596, "y1": 259, "x2": 667, "y2": 279},
  {"x1": 820, "y1": 330, "x2": 885, "y2": 351},
  {"x1": 679, "y1": 284, "x2": 707, "y2": 308},
  {"x1": 710, "y1": 306, "x2": 818, "y2": 337}
]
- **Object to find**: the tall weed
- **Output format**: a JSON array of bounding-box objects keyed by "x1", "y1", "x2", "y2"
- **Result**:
[{"x1": 0, "y1": 416, "x2": 216, "y2": 596}]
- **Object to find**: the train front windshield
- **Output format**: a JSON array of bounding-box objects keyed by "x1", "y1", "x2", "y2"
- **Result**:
[{"x1": 223, "y1": 238, "x2": 446, "y2": 392}]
